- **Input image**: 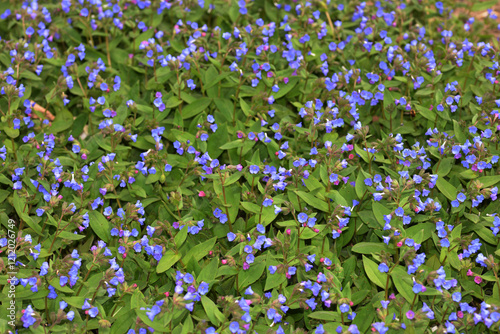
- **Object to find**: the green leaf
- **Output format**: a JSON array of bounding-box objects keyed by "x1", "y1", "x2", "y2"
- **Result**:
[
  {"x1": 295, "y1": 190, "x2": 329, "y2": 212},
  {"x1": 241, "y1": 201, "x2": 261, "y2": 214},
  {"x1": 13, "y1": 192, "x2": 42, "y2": 235},
  {"x1": 435, "y1": 176, "x2": 457, "y2": 201},
  {"x1": 477, "y1": 175, "x2": 500, "y2": 188},
  {"x1": 414, "y1": 88, "x2": 433, "y2": 97},
  {"x1": 182, "y1": 98, "x2": 212, "y2": 119},
  {"x1": 57, "y1": 231, "x2": 85, "y2": 240},
  {"x1": 184, "y1": 237, "x2": 217, "y2": 262},
  {"x1": 351, "y1": 242, "x2": 392, "y2": 255},
  {"x1": 355, "y1": 171, "x2": 367, "y2": 198},
  {"x1": 325, "y1": 190, "x2": 348, "y2": 207},
  {"x1": 198, "y1": 257, "x2": 218, "y2": 282},
  {"x1": 372, "y1": 202, "x2": 391, "y2": 228},
  {"x1": 201, "y1": 296, "x2": 225, "y2": 326},
  {"x1": 264, "y1": 271, "x2": 287, "y2": 291},
  {"x1": 391, "y1": 266, "x2": 415, "y2": 304},
  {"x1": 308, "y1": 311, "x2": 341, "y2": 321},
  {"x1": 471, "y1": 0, "x2": 498, "y2": 11},
  {"x1": 453, "y1": 120, "x2": 466, "y2": 143},
  {"x1": 414, "y1": 104, "x2": 436, "y2": 122},
  {"x1": 240, "y1": 98, "x2": 252, "y2": 117},
  {"x1": 220, "y1": 140, "x2": 244, "y2": 150},
  {"x1": 88, "y1": 211, "x2": 111, "y2": 242},
  {"x1": 50, "y1": 108, "x2": 74, "y2": 133},
  {"x1": 362, "y1": 255, "x2": 387, "y2": 289},
  {"x1": 157, "y1": 250, "x2": 181, "y2": 273},
  {"x1": 111, "y1": 311, "x2": 136, "y2": 334},
  {"x1": 174, "y1": 226, "x2": 188, "y2": 248},
  {"x1": 272, "y1": 77, "x2": 299, "y2": 99},
  {"x1": 238, "y1": 258, "x2": 266, "y2": 291}
]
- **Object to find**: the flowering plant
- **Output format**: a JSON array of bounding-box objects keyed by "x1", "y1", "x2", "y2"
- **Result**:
[{"x1": 1, "y1": 0, "x2": 500, "y2": 333}]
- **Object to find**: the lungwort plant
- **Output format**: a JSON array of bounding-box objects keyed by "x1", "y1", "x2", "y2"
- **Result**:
[{"x1": 1, "y1": 0, "x2": 500, "y2": 333}]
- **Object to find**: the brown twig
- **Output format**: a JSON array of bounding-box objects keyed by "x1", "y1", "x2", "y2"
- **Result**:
[{"x1": 30, "y1": 101, "x2": 55, "y2": 122}]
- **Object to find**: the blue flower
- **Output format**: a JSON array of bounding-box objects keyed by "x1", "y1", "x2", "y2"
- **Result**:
[
  {"x1": 198, "y1": 282, "x2": 209, "y2": 295},
  {"x1": 227, "y1": 232, "x2": 236, "y2": 241},
  {"x1": 378, "y1": 263, "x2": 389, "y2": 273},
  {"x1": 262, "y1": 198, "x2": 273, "y2": 207},
  {"x1": 66, "y1": 311, "x2": 75, "y2": 321},
  {"x1": 395, "y1": 207, "x2": 404, "y2": 217},
  {"x1": 339, "y1": 303, "x2": 349, "y2": 313},
  {"x1": 88, "y1": 307, "x2": 99, "y2": 318},
  {"x1": 229, "y1": 321, "x2": 239, "y2": 333},
  {"x1": 249, "y1": 165, "x2": 259, "y2": 174},
  {"x1": 298, "y1": 212, "x2": 308, "y2": 223},
  {"x1": 451, "y1": 292, "x2": 461, "y2": 302},
  {"x1": 372, "y1": 322, "x2": 389, "y2": 334},
  {"x1": 306, "y1": 298, "x2": 317, "y2": 310}
]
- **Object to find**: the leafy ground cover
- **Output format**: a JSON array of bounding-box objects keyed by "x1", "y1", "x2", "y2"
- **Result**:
[{"x1": 1, "y1": 0, "x2": 500, "y2": 333}]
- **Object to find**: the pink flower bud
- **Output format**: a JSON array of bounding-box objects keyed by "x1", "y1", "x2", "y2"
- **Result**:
[
  {"x1": 81, "y1": 153, "x2": 87, "y2": 160},
  {"x1": 286, "y1": 229, "x2": 291, "y2": 235},
  {"x1": 221, "y1": 259, "x2": 227, "y2": 265},
  {"x1": 165, "y1": 292, "x2": 169, "y2": 297},
  {"x1": 199, "y1": 191, "x2": 206, "y2": 197},
  {"x1": 397, "y1": 241, "x2": 403, "y2": 247}
]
